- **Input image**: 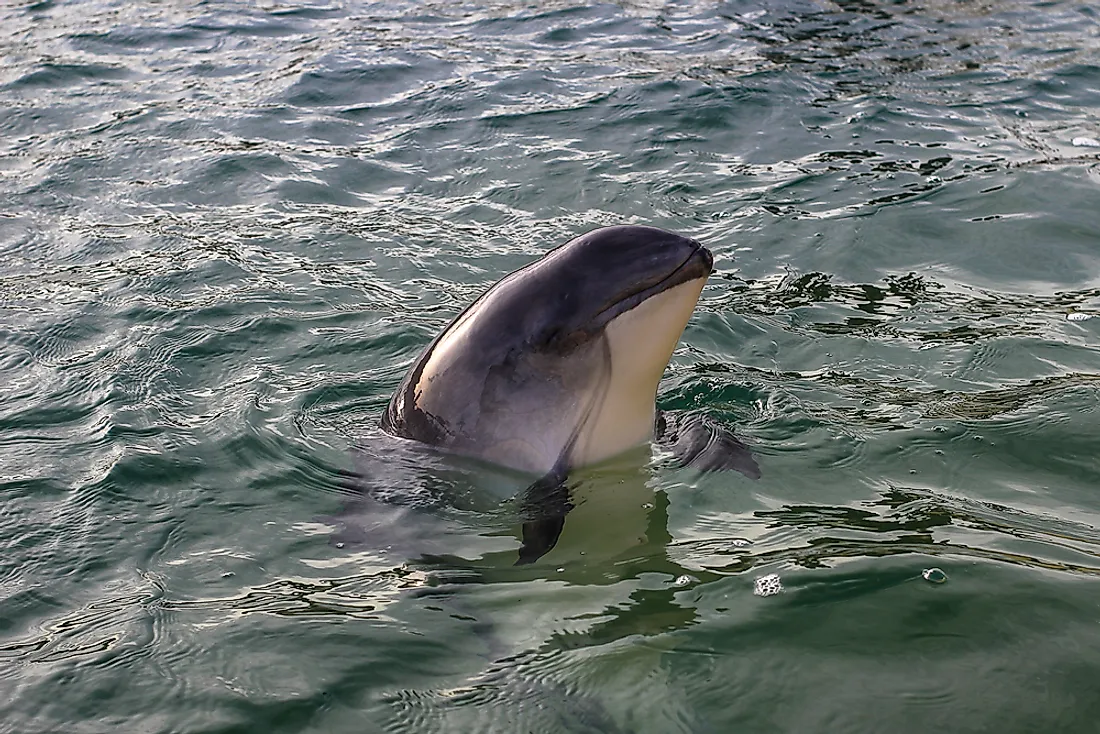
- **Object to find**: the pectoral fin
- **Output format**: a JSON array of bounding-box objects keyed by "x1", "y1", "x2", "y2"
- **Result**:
[{"x1": 657, "y1": 411, "x2": 761, "y2": 479}]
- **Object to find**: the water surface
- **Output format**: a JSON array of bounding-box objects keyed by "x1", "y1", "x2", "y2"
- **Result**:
[{"x1": 2, "y1": 0, "x2": 1100, "y2": 731}]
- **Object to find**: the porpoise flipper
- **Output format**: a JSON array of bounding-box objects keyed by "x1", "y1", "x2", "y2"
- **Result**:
[{"x1": 656, "y1": 411, "x2": 761, "y2": 479}]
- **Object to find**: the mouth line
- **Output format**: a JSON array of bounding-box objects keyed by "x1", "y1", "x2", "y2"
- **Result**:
[
  {"x1": 543, "y1": 243, "x2": 713, "y2": 352},
  {"x1": 591, "y1": 243, "x2": 712, "y2": 327}
]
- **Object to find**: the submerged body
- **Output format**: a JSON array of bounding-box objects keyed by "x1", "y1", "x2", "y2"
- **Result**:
[{"x1": 381, "y1": 225, "x2": 757, "y2": 562}]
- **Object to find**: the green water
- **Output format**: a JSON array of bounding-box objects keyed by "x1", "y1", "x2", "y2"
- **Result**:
[{"x1": 2, "y1": 0, "x2": 1100, "y2": 731}]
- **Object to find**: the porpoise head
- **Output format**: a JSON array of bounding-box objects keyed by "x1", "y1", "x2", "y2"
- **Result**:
[{"x1": 382, "y1": 225, "x2": 714, "y2": 476}]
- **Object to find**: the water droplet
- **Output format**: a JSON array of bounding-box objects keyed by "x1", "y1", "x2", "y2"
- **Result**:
[
  {"x1": 673, "y1": 575, "x2": 693, "y2": 587},
  {"x1": 335, "y1": 542, "x2": 345, "y2": 549},
  {"x1": 753, "y1": 573, "x2": 783, "y2": 597},
  {"x1": 556, "y1": 567, "x2": 565, "y2": 573},
  {"x1": 922, "y1": 568, "x2": 948, "y2": 584},
  {"x1": 1067, "y1": 312, "x2": 1093, "y2": 321}
]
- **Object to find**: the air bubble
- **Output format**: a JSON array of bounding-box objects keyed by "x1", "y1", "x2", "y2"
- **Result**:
[
  {"x1": 922, "y1": 568, "x2": 948, "y2": 584},
  {"x1": 753, "y1": 573, "x2": 783, "y2": 597}
]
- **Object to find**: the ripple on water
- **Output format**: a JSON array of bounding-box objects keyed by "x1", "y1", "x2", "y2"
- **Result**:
[
  {"x1": 659, "y1": 556, "x2": 1100, "y2": 731},
  {"x1": 690, "y1": 482, "x2": 1100, "y2": 578},
  {"x1": 382, "y1": 648, "x2": 631, "y2": 734}
]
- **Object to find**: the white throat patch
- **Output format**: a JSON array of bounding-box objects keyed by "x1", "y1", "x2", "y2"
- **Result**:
[{"x1": 570, "y1": 277, "x2": 708, "y2": 467}]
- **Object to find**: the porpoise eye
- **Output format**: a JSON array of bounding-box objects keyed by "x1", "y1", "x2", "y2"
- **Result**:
[
  {"x1": 543, "y1": 327, "x2": 589, "y2": 353},
  {"x1": 540, "y1": 328, "x2": 563, "y2": 348}
]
